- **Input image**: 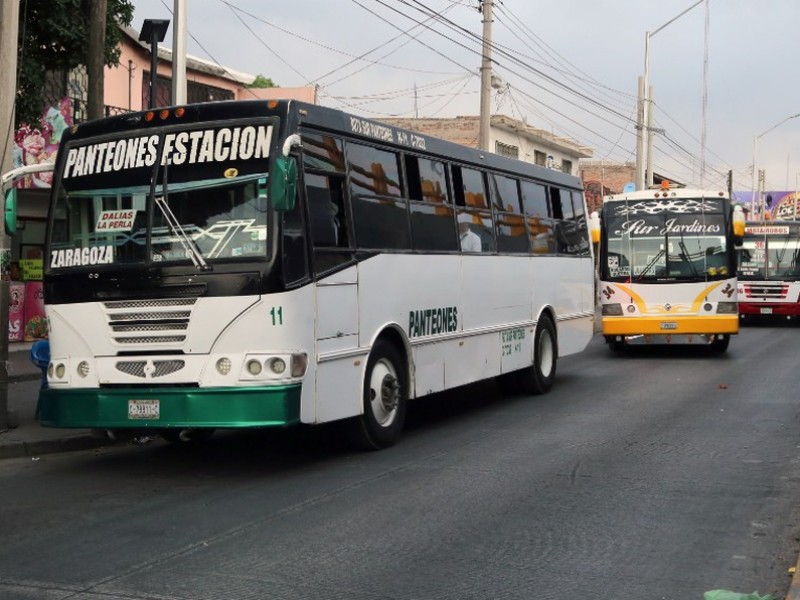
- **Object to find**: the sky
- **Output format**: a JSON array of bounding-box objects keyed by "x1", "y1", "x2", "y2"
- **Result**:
[{"x1": 127, "y1": 0, "x2": 800, "y2": 193}]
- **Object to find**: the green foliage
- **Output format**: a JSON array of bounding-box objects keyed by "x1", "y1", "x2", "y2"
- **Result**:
[
  {"x1": 15, "y1": 0, "x2": 134, "y2": 127},
  {"x1": 247, "y1": 75, "x2": 277, "y2": 89}
]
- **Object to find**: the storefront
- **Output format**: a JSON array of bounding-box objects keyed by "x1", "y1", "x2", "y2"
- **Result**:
[{"x1": 6, "y1": 100, "x2": 69, "y2": 346}]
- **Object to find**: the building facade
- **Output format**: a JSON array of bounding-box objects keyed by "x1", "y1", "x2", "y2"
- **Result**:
[{"x1": 380, "y1": 114, "x2": 592, "y2": 177}]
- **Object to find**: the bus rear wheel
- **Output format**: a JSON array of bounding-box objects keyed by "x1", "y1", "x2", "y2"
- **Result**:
[
  {"x1": 346, "y1": 339, "x2": 408, "y2": 450},
  {"x1": 498, "y1": 315, "x2": 557, "y2": 396}
]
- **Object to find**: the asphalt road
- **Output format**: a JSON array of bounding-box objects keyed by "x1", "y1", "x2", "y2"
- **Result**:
[{"x1": 1, "y1": 325, "x2": 800, "y2": 600}]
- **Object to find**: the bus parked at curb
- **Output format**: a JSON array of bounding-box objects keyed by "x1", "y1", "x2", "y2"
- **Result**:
[
  {"x1": 30, "y1": 99, "x2": 595, "y2": 449},
  {"x1": 737, "y1": 221, "x2": 800, "y2": 321},
  {"x1": 592, "y1": 181, "x2": 745, "y2": 353}
]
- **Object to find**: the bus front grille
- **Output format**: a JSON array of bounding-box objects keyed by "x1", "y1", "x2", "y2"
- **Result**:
[
  {"x1": 743, "y1": 284, "x2": 788, "y2": 299},
  {"x1": 115, "y1": 359, "x2": 186, "y2": 378},
  {"x1": 103, "y1": 299, "x2": 197, "y2": 348}
]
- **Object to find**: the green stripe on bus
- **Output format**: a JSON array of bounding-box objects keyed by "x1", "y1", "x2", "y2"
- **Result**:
[{"x1": 37, "y1": 385, "x2": 302, "y2": 429}]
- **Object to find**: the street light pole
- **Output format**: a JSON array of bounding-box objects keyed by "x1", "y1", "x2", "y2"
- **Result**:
[
  {"x1": 751, "y1": 112, "x2": 800, "y2": 219},
  {"x1": 638, "y1": 0, "x2": 704, "y2": 189},
  {"x1": 139, "y1": 19, "x2": 170, "y2": 109}
]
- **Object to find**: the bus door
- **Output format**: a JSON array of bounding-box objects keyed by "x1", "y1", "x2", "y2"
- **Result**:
[{"x1": 305, "y1": 171, "x2": 361, "y2": 422}]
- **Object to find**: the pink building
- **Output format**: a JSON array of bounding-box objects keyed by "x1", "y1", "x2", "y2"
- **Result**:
[{"x1": 105, "y1": 25, "x2": 316, "y2": 113}]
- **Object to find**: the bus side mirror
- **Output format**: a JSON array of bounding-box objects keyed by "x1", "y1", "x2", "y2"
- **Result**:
[
  {"x1": 4, "y1": 187, "x2": 17, "y2": 235},
  {"x1": 732, "y1": 205, "x2": 745, "y2": 247},
  {"x1": 588, "y1": 211, "x2": 600, "y2": 244},
  {"x1": 271, "y1": 156, "x2": 297, "y2": 212}
]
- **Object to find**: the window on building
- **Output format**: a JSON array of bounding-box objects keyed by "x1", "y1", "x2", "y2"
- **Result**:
[
  {"x1": 561, "y1": 159, "x2": 573, "y2": 175},
  {"x1": 534, "y1": 150, "x2": 547, "y2": 167},
  {"x1": 495, "y1": 141, "x2": 519, "y2": 159}
]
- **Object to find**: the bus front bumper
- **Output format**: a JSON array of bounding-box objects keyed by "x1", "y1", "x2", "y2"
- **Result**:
[
  {"x1": 37, "y1": 385, "x2": 302, "y2": 429},
  {"x1": 602, "y1": 315, "x2": 739, "y2": 337},
  {"x1": 739, "y1": 302, "x2": 800, "y2": 317}
]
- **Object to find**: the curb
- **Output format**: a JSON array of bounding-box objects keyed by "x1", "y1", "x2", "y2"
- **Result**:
[{"x1": 0, "y1": 433, "x2": 110, "y2": 460}]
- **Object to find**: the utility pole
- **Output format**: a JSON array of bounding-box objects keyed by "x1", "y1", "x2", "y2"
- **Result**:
[
  {"x1": 478, "y1": 0, "x2": 493, "y2": 152},
  {"x1": 171, "y1": 0, "x2": 187, "y2": 105},
  {"x1": 88, "y1": 0, "x2": 108, "y2": 120},
  {"x1": 634, "y1": 76, "x2": 645, "y2": 190},
  {"x1": 0, "y1": 0, "x2": 20, "y2": 431}
]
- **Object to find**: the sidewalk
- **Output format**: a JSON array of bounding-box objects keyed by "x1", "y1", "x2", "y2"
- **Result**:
[{"x1": 0, "y1": 342, "x2": 107, "y2": 459}]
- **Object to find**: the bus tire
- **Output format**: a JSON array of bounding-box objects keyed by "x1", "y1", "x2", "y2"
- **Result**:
[
  {"x1": 606, "y1": 336, "x2": 624, "y2": 353},
  {"x1": 516, "y1": 315, "x2": 557, "y2": 395},
  {"x1": 710, "y1": 334, "x2": 730, "y2": 354},
  {"x1": 160, "y1": 428, "x2": 215, "y2": 444},
  {"x1": 347, "y1": 339, "x2": 408, "y2": 450}
]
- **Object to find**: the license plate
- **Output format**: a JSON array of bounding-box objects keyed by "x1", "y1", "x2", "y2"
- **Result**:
[
  {"x1": 128, "y1": 399, "x2": 160, "y2": 420},
  {"x1": 660, "y1": 322, "x2": 678, "y2": 330},
  {"x1": 760, "y1": 307, "x2": 773, "y2": 315}
]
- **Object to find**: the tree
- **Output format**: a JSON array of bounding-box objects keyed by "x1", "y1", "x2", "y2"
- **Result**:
[
  {"x1": 15, "y1": 0, "x2": 134, "y2": 127},
  {"x1": 247, "y1": 75, "x2": 277, "y2": 89}
]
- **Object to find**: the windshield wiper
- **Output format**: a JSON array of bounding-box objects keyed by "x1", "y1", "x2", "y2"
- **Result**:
[
  {"x1": 636, "y1": 248, "x2": 665, "y2": 279},
  {"x1": 155, "y1": 161, "x2": 210, "y2": 270},
  {"x1": 678, "y1": 239, "x2": 698, "y2": 278}
]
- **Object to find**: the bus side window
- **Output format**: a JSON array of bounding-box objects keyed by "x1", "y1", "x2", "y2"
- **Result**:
[
  {"x1": 570, "y1": 190, "x2": 591, "y2": 256},
  {"x1": 406, "y1": 155, "x2": 457, "y2": 252},
  {"x1": 492, "y1": 175, "x2": 527, "y2": 253},
  {"x1": 521, "y1": 180, "x2": 555, "y2": 254},
  {"x1": 307, "y1": 173, "x2": 348, "y2": 249},
  {"x1": 550, "y1": 186, "x2": 577, "y2": 255},
  {"x1": 346, "y1": 142, "x2": 410, "y2": 250},
  {"x1": 306, "y1": 172, "x2": 354, "y2": 274},
  {"x1": 452, "y1": 165, "x2": 494, "y2": 253},
  {"x1": 282, "y1": 182, "x2": 309, "y2": 287}
]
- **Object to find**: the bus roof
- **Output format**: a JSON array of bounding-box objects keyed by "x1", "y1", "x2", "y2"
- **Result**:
[{"x1": 603, "y1": 187, "x2": 730, "y2": 204}]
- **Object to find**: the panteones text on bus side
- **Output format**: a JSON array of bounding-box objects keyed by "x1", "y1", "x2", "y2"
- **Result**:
[{"x1": 408, "y1": 306, "x2": 458, "y2": 338}]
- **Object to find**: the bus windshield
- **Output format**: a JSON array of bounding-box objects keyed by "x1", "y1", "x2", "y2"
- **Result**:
[
  {"x1": 48, "y1": 120, "x2": 276, "y2": 270},
  {"x1": 50, "y1": 175, "x2": 269, "y2": 268},
  {"x1": 604, "y1": 205, "x2": 729, "y2": 281},
  {"x1": 738, "y1": 233, "x2": 800, "y2": 280}
]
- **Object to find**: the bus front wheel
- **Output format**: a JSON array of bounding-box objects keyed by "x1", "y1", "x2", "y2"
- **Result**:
[
  {"x1": 710, "y1": 334, "x2": 730, "y2": 353},
  {"x1": 347, "y1": 339, "x2": 408, "y2": 450}
]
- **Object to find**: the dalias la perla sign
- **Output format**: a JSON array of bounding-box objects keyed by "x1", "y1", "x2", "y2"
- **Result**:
[{"x1": 63, "y1": 124, "x2": 273, "y2": 179}]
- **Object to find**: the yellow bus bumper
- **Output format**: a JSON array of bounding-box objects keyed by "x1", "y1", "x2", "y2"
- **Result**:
[{"x1": 602, "y1": 315, "x2": 739, "y2": 336}]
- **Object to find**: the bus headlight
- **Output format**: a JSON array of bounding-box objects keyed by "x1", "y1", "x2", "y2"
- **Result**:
[
  {"x1": 708, "y1": 267, "x2": 718, "y2": 276},
  {"x1": 716, "y1": 302, "x2": 738, "y2": 314},
  {"x1": 602, "y1": 303, "x2": 623, "y2": 316},
  {"x1": 719, "y1": 266, "x2": 729, "y2": 276},
  {"x1": 55, "y1": 363, "x2": 66, "y2": 379},
  {"x1": 216, "y1": 357, "x2": 232, "y2": 376},
  {"x1": 246, "y1": 359, "x2": 263, "y2": 376},
  {"x1": 268, "y1": 357, "x2": 286, "y2": 375},
  {"x1": 77, "y1": 361, "x2": 90, "y2": 378}
]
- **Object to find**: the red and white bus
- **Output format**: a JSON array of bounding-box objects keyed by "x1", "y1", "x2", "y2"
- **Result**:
[{"x1": 737, "y1": 221, "x2": 800, "y2": 320}]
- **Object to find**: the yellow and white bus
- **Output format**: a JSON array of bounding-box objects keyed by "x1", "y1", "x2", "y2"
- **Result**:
[
  {"x1": 594, "y1": 182, "x2": 745, "y2": 353},
  {"x1": 28, "y1": 99, "x2": 595, "y2": 449}
]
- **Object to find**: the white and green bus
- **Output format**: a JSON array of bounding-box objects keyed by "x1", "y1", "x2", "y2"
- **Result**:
[{"x1": 31, "y1": 100, "x2": 595, "y2": 449}]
